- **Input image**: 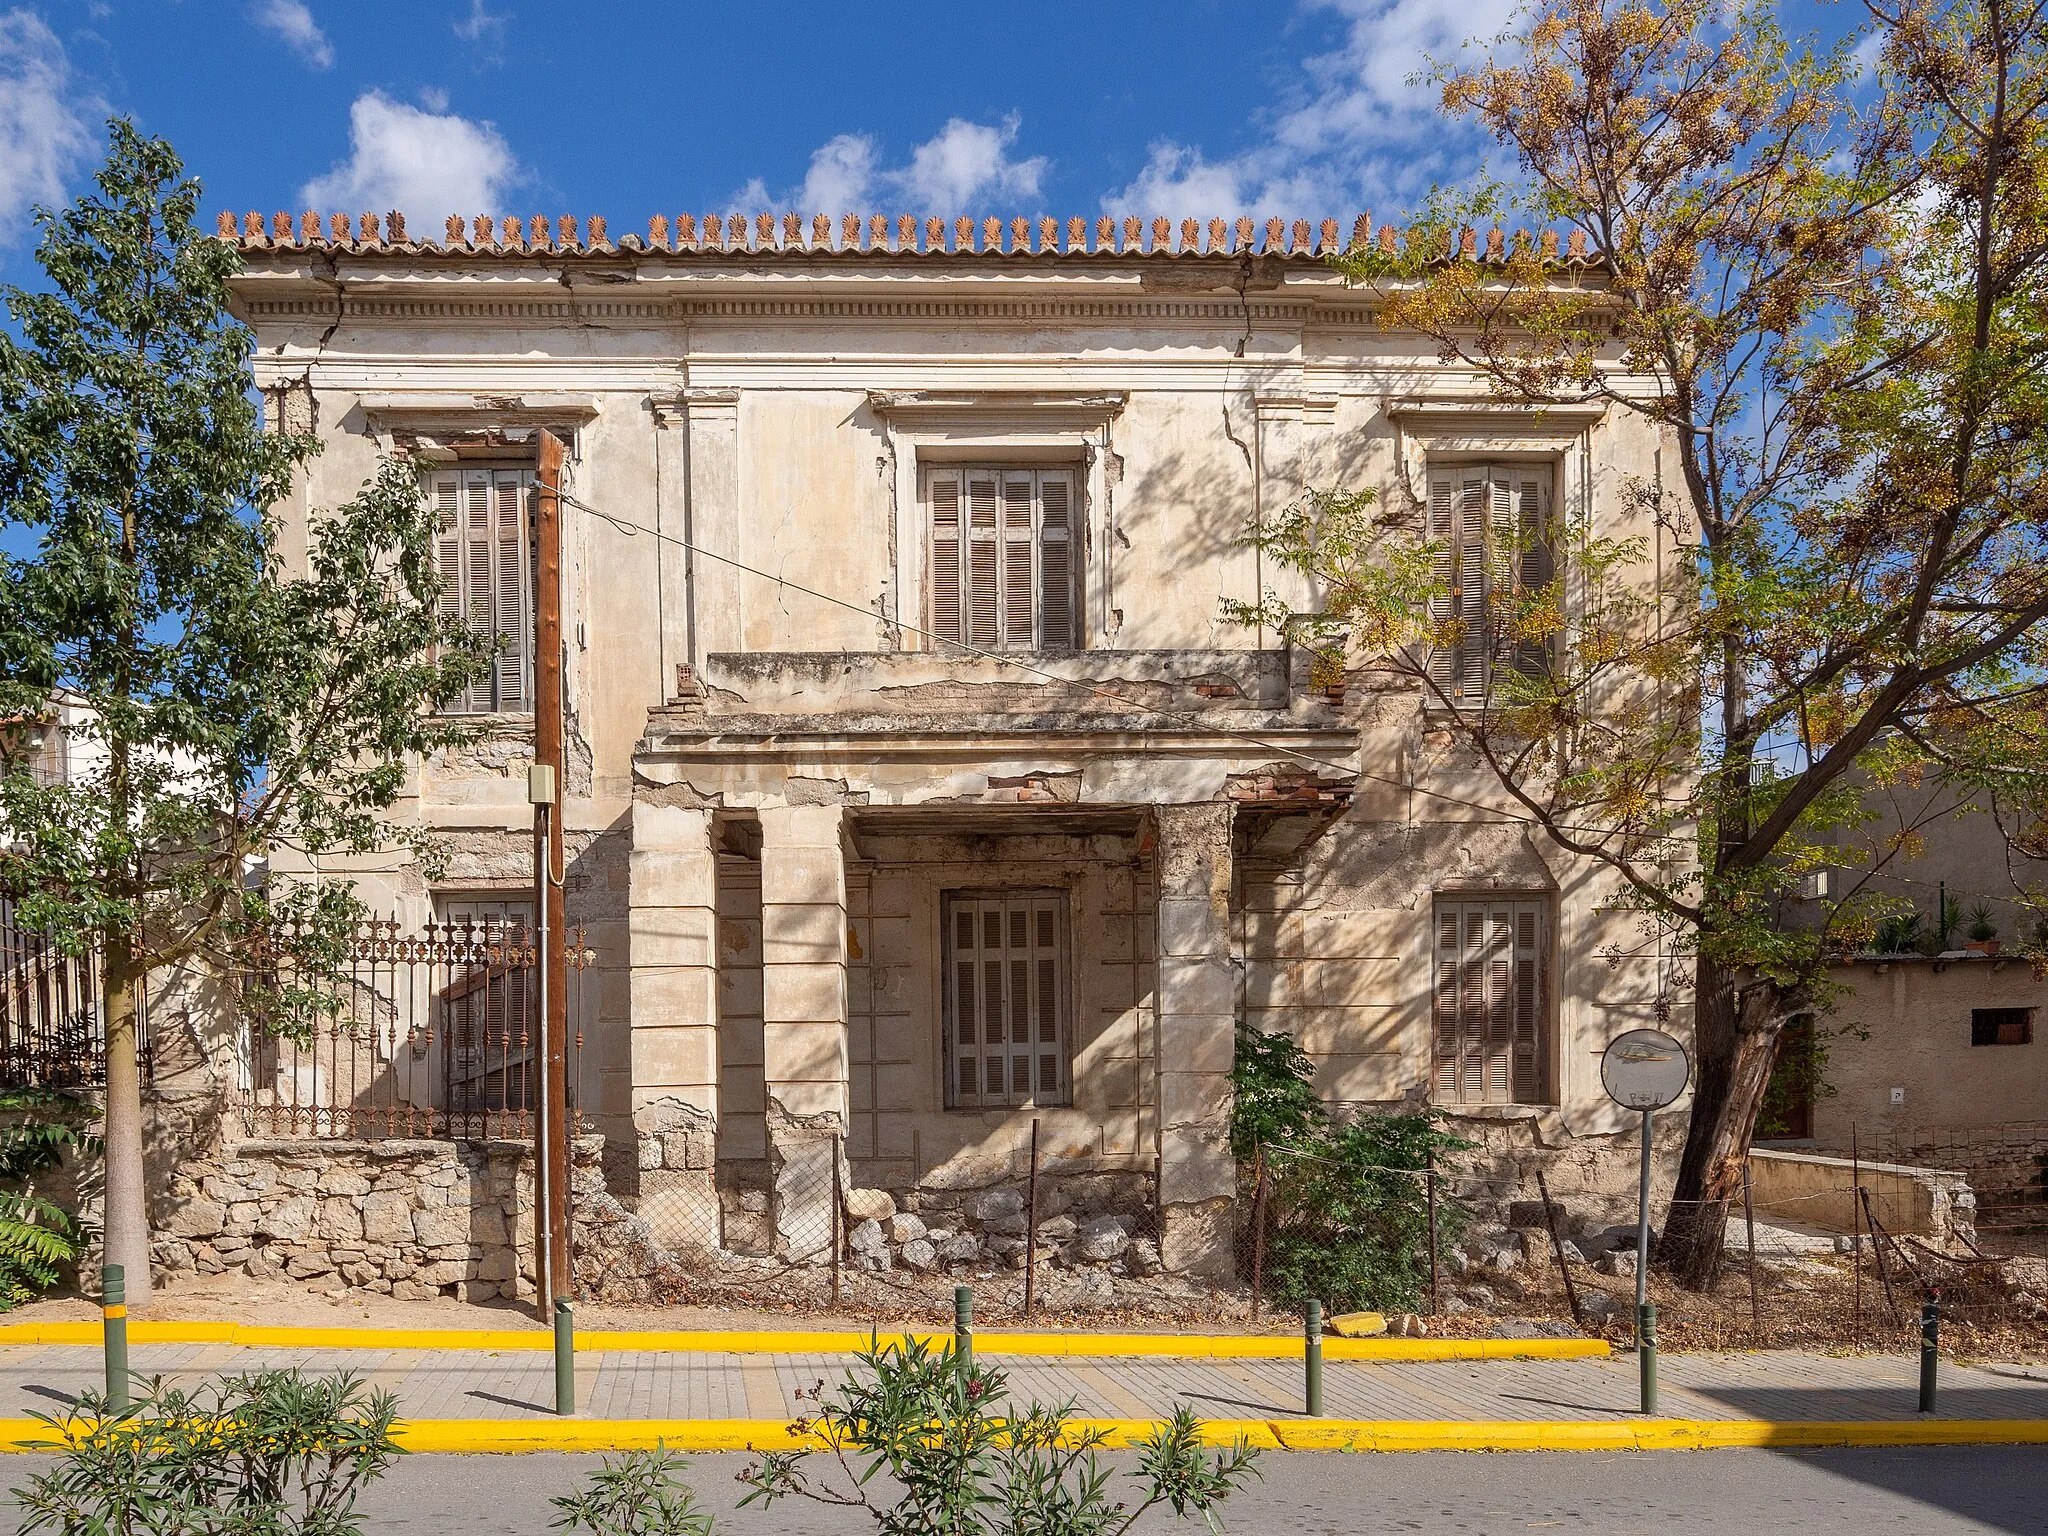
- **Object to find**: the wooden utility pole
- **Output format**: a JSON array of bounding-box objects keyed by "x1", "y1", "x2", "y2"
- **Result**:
[{"x1": 534, "y1": 431, "x2": 572, "y2": 1305}]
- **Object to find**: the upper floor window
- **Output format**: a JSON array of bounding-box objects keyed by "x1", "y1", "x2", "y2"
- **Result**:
[
  {"x1": 1425, "y1": 461, "x2": 1554, "y2": 702},
  {"x1": 926, "y1": 466, "x2": 1078, "y2": 653},
  {"x1": 1432, "y1": 896, "x2": 1551, "y2": 1105},
  {"x1": 427, "y1": 468, "x2": 534, "y2": 713},
  {"x1": 943, "y1": 890, "x2": 1071, "y2": 1110}
]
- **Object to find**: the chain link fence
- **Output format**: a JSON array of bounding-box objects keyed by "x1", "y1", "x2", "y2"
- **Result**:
[{"x1": 1227, "y1": 1130, "x2": 2048, "y2": 1349}]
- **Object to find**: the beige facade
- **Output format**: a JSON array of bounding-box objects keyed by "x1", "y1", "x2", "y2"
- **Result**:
[
  {"x1": 223, "y1": 210, "x2": 1687, "y2": 1277},
  {"x1": 1812, "y1": 958, "x2": 2047, "y2": 1153}
]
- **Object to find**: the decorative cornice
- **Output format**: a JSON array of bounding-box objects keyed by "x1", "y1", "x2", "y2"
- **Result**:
[
  {"x1": 237, "y1": 294, "x2": 1325, "y2": 326},
  {"x1": 359, "y1": 392, "x2": 602, "y2": 428},
  {"x1": 215, "y1": 208, "x2": 1604, "y2": 267},
  {"x1": 1387, "y1": 397, "x2": 1609, "y2": 426},
  {"x1": 867, "y1": 389, "x2": 1128, "y2": 428}
]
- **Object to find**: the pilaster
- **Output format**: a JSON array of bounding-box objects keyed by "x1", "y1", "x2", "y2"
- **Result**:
[
  {"x1": 759, "y1": 803, "x2": 850, "y2": 1260},
  {"x1": 1153, "y1": 801, "x2": 1238, "y2": 1279}
]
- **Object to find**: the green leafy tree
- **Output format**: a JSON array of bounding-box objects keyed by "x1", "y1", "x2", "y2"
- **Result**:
[
  {"x1": 1236, "y1": 0, "x2": 2048, "y2": 1287},
  {"x1": 0, "y1": 123, "x2": 490, "y2": 1288},
  {"x1": 739, "y1": 1335, "x2": 1259, "y2": 1535}
]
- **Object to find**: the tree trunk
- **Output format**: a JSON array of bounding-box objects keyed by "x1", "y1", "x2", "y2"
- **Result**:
[
  {"x1": 1655, "y1": 954, "x2": 1789, "y2": 1290},
  {"x1": 100, "y1": 931, "x2": 151, "y2": 1295}
]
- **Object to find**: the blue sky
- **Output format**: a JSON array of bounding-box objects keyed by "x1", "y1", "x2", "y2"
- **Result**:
[{"x1": 1, "y1": 0, "x2": 1863, "y2": 282}]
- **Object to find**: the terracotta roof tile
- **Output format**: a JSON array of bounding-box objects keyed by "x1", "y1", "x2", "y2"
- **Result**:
[{"x1": 211, "y1": 209, "x2": 1604, "y2": 266}]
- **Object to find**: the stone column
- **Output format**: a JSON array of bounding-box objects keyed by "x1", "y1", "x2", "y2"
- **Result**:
[
  {"x1": 1153, "y1": 802, "x2": 1238, "y2": 1279},
  {"x1": 626, "y1": 801, "x2": 722, "y2": 1249},
  {"x1": 758, "y1": 803, "x2": 850, "y2": 1261}
]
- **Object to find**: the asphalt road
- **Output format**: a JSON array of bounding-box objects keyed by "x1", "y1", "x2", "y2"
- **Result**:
[{"x1": 4, "y1": 1446, "x2": 2043, "y2": 1535}]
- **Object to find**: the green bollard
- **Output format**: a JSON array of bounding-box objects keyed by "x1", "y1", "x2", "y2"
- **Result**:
[
  {"x1": 554, "y1": 1297, "x2": 575, "y2": 1417},
  {"x1": 101, "y1": 1263, "x2": 129, "y2": 1412},
  {"x1": 1919, "y1": 1296, "x2": 1939, "y2": 1414},
  {"x1": 954, "y1": 1284, "x2": 974, "y2": 1374},
  {"x1": 1304, "y1": 1299, "x2": 1324, "y2": 1417},
  {"x1": 1638, "y1": 1302, "x2": 1658, "y2": 1415}
]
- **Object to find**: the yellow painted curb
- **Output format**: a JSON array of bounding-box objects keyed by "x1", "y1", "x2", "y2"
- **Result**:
[
  {"x1": 1266, "y1": 1418, "x2": 2048, "y2": 1452},
  {"x1": 2, "y1": 1416, "x2": 2041, "y2": 1455},
  {"x1": 0, "y1": 1321, "x2": 1607, "y2": 1362}
]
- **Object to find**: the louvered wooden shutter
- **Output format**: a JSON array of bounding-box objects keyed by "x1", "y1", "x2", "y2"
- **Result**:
[
  {"x1": 1431, "y1": 897, "x2": 1549, "y2": 1105},
  {"x1": 427, "y1": 468, "x2": 533, "y2": 712},
  {"x1": 1512, "y1": 470, "x2": 1553, "y2": 678},
  {"x1": 1001, "y1": 474, "x2": 1035, "y2": 648},
  {"x1": 1426, "y1": 469, "x2": 1456, "y2": 695},
  {"x1": 966, "y1": 474, "x2": 1001, "y2": 649},
  {"x1": 429, "y1": 471, "x2": 470, "y2": 709},
  {"x1": 930, "y1": 472, "x2": 962, "y2": 648},
  {"x1": 1039, "y1": 472, "x2": 1075, "y2": 649},
  {"x1": 492, "y1": 474, "x2": 531, "y2": 709},
  {"x1": 945, "y1": 892, "x2": 1068, "y2": 1109},
  {"x1": 1458, "y1": 468, "x2": 1491, "y2": 699}
]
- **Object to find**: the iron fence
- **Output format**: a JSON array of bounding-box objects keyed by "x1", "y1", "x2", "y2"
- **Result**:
[
  {"x1": 243, "y1": 914, "x2": 596, "y2": 1141},
  {"x1": 0, "y1": 898, "x2": 146, "y2": 1090}
]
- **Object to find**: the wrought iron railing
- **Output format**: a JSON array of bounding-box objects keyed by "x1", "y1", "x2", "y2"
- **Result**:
[
  {"x1": 0, "y1": 899, "x2": 143, "y2": 1090},
  {"x1": 244, "y1": 915, "x2": 595, "y2": 1141}
]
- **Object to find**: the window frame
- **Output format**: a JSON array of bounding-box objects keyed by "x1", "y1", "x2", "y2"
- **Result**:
[
  {"x1": 424, "y1": 464, "x2": 536, "y2": 715},
  {"x1": 1970, "y1": 1007, "x2": 2034, "y2": 1046},
  {"x1": 922, "y1": 464, "x2": 1081, "y2": 655},
  {"x1": 1423, "y1": 459, "x2": 1557, "y2": 704},
  {"x1": 940, "y1": 888, "x2": 1074, "y2": 1111},
  {"x1": 1429, "y1": 894, "x2": 1555, "y2": 1106}
]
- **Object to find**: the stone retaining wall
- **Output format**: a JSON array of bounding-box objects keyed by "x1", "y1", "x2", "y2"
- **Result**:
[{"x1": 153, "y1": 1134, "x2": 689, "y2": 1305}]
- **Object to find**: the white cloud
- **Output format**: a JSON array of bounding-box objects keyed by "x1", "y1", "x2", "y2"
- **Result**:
[
  {"x1": 799, "y1": 133, "x2": 876, "y2": 213},
  {"x1": 0, "y1": 9, "x2": 91, "y2": 243},
  {"x1": 894, "y1": 115, "x2": 1046, "y2": 213},
  {"x1": 729, "y1": 115, "x2": 1048, "y2": 216},
  {"x1": 1103, "y1": 0, "x2": 1517, "y2": 220},
  {"x1": 251, "y1": 0, "x2": 334, "y2": 70},
  {"x1": 453, "y1": 0, "x2": 508, "y2": 63},
  {"x1": 300, "y1": 91, "x2": 520, "y2": 225}
]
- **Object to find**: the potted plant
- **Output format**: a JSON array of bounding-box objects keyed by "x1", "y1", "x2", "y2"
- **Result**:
[{"x1": 1966, "y1": 901, "x2": 2001, "y2": 956}]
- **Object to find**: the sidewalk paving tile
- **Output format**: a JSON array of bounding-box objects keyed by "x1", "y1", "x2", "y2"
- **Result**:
[{"x1": 0, "y1": 1344, "x2": 2041, "y2": 1426}]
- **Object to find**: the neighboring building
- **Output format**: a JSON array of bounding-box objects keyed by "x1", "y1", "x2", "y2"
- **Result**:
[
  {"x1": 1783, "y1": 791, "x2": 2048, "y2": 1215},
  {"x1": 219, "y1": 209, "x2": 1688, "y2": 1283}
]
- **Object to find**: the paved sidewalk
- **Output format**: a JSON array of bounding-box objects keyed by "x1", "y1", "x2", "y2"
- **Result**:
[{"x1": 0, "y1": 1342, "x2": 2042, "y2": 1425}]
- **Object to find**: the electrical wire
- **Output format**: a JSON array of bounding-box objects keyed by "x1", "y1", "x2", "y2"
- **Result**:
[
  {"x1": 548, "y1": 483, "x2": 1679, "y2": 838},
  {"x1": 547, "y1": 486, "x2": 2035, "y2": 911}
]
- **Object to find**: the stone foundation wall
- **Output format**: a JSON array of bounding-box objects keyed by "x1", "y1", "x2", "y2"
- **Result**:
[
  {"x1": 154, "y1": 1138, "x2": 536, "y2": 1300},
  {"x1": 152, "y1": 1133, "x2": 687, "y2": 1305}
]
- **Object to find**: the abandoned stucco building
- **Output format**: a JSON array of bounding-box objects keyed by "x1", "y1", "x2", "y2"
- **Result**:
[{"x1": 220, "y1": 209, "x2": 1687, "y2": 1284}]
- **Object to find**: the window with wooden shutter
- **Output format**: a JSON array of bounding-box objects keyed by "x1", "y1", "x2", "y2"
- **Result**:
[
  {"x1": 924, "y1": 467, "x2": 1081, "y2": 653},
  {"x1": 1422, "y1": 462, "x2": 1554, "y2": 702},
  {"x1": 424, "y1": 467, "x2": 535, "y2": 712},
  {"x1": 1431, "y1": 896, "x2": 1550, "y2": 1105},
  {"x1": 943, "y1": 891, "x2": 1070, "y2": 1109}
]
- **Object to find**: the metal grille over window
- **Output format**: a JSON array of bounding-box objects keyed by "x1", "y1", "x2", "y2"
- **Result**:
[
  {"x1": 925, "y1": 467, "x2": 1079, "y2": 652},
  {"x1": 1970, "y1": 1007, "x2": 2033, "y2": 1046},
  {"x1": 1432, "y1": 897, "x2": 1549, "y2": 1105},
  {"x1": 943, "y1": 891, "x2": 1070, "y2": 1109},
  {"x1": 1425, "y1": 462, "x2": 1554, "y2": 701},
  {"x1": 427, "y1": 467, "x2": 535, "y2": 712}
]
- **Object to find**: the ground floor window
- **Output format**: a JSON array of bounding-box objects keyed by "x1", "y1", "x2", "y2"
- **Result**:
[
  {"x1": 434, "y1": 895, "x2": 538, "y2": 1111},
  {"x1": 1431, "y1": 896, "x2": 1550, "y2": 1105},
  {"x1": 943, "y1": 890, "x2": 1070, "y2": 1109}
]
